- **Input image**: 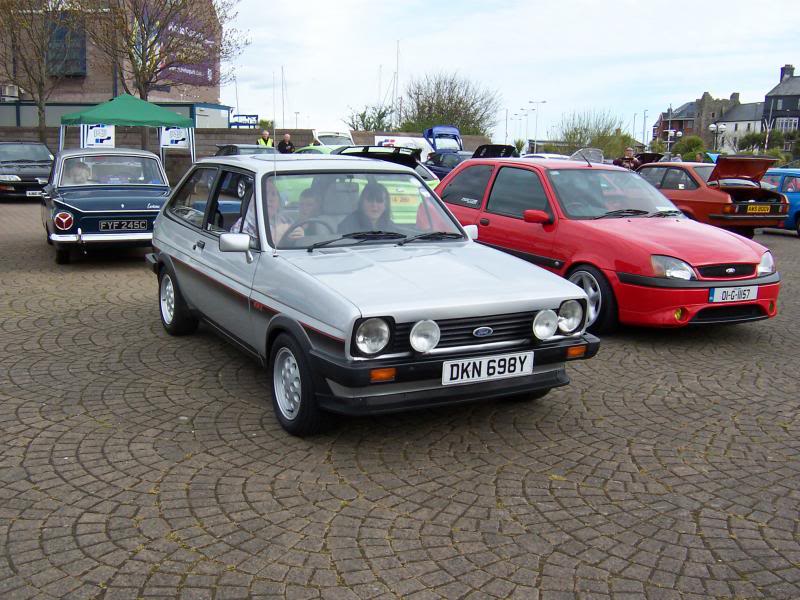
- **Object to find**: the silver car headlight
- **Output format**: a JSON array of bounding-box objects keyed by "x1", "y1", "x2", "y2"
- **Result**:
[
  {"x1": 355, "y1": 318, "x2": 390, "y2": 356},
  {"x1": 533, "y1": 309, "x2": 558, "y2": 341},
  {"x1": 410, "y1": 320, "x2": 440, "y2": 353},
  {"x1": 651, "y1": 255, "x2": 696, "y2": 280},
  {"x1": 0, "y1": 175, "x2": 21, "y2": 182},
  {"x1": 757, "y1": 251, "x2": 775, "y2": 276},
  {"x1": 557, "y1": 300, "x2": 583, "y2": 334}
]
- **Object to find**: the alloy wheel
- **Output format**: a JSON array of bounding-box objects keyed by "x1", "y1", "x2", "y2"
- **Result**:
[
  {"x1": 569, "y1": 271, "x2": 602, "y2": 327},
  {"x1": 160, "y1": 275, "x2": 175, "y2": 325},
  {"x1": 274, "y1": 347, "x2": 302, "y2": 420}
]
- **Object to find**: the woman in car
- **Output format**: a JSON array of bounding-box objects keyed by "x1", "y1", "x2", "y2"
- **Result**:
[{"x1": 337, "y1": 182, "x2": 394, "y2": 233}]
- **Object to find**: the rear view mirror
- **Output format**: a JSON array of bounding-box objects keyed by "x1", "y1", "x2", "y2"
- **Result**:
[
  {"x1": 523, "y1": 209, "x2": 551, "y2": 224},
  {"x1": 463, "y1": 224, "x2": 478, "y2": 240}
]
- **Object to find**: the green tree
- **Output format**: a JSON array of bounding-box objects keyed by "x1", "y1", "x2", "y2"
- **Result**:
[
  {"x1": 399, "y1": 72, "x2": 501, "y2": 136},
  {"x1": 257, "y1": 119, "x2": 274, "y2": 131},
  {"x1": 554, "y1": 110, "x2": 625, "y2": 156},
  {"x1": 344, "y1": 104, "x2": 393, "y2": 131},
  {"x1": 671, "y1": 135, "x2": 705, "y2": 158},
  {"x1": 650, "y1": 138, "x2": 666, "y2": 153},
  {"x1": 513, "y1": 138, "x2": 526, "y2": 153}
]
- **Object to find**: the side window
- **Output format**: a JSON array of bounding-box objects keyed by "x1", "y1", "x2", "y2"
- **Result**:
[
  {"x1": 441, "y1": 154, "x2": 461, "y2": 168},
  {"x1": 782, "y1": 176, "x2": 799, "y2": 192},
  {"x1": 761, "y1": 175, "x2": 781, "y2": 189},
  {"x1": 426, "y1": 153, "x2": 442, "y2": 166},
  {"x1": 439, "y1": 165, "x2": 493, "y2": 209},
  {"x1": 205, "y1": 170, "x2": 256, "y2": 236},
  {"x1": 168, "y1": 167, "x2": 217, "y2": 228},
  {"x1": 638, "y1": 167, "x2": 666, "y2": 188},
  {"x1": 661, "y1": 168, "x2": 697, "y2": 191},
  {"x1": 485, "y1": 167, "x2": 550, "y2": 218}
]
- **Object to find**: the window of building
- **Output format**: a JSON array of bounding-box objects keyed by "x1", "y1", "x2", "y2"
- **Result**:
[
  {"x1": 485, "y1": 167, "x2": 550, "y2": 218},
  {"x1": 47, "y1": 16, "x2": 87, "y2": 77},
  {"x1": 775, "y1": 118, "x2": 799, "y2": 133},
  {"x1": 733, "y1": 123, "x2": 738, "y2": 131},
  {"x1": 777, "y1": 99, "x2": 783, "y2": 110},
  {"x1": 747, "y1": 123, "x2": 751, "y2": 131},
  {"x1": 439, "y1": 165, "x2": 493, "y2": 209}
]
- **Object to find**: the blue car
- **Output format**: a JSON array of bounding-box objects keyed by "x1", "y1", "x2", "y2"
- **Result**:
[
  {"x1": 42, "y1": 148, "x2": 170, "y2": 264},
  {"x1": 763, "y1": 168, "x2": 800, "y2": 235}
]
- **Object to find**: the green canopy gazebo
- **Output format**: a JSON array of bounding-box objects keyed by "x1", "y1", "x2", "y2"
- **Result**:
[{"x1": 59, "y1": 94, "x2": 196, "y2": 161}]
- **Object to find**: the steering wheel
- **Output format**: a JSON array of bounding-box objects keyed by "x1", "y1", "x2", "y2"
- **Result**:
[{"x1": 279, "y1": 218, "x2": 335, "y2": 246}]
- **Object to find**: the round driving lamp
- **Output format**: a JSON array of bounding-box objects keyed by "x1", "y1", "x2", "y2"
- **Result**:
[
  {"x1": 409, "y1": 320, "x2": 440, "y2": 353},
  {"x1": 532, "y1": 309, "x2": 558, "y2": 341},
  {"x1": 355, "y1": 318, "x2": 390, "y2": 356},
  {"x1": 557, "y1": 300, "x2": 583, "y2": 334}
]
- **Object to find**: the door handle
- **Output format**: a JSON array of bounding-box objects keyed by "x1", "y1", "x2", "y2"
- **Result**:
[
  {"x1": 193, "y1": 240, "x2": 205, "y2": 250},
  {"x1": 479, "y1": 218, "x2": 490, "y2": 226}
]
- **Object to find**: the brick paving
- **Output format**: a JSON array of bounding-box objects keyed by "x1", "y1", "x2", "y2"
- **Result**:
[{"x1": 1, "y1": 200, "x2": 799, "y2": 599}]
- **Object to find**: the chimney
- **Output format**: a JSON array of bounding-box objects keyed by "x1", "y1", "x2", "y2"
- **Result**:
[{"x1": 780, "y1": 64, "x2": 794, "y2": 82}]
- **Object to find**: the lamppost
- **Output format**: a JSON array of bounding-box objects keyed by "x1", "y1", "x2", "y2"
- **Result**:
[
  {"x1": 709, "y1": 122, "x2": 726, "y2": 152},
  {"x1": 294, "y1": 111, "x2": 300, "y2": 129},
  {"x1": 665, "y1": 129, "x2": 682, "y2": 154},
  {"x1": 519, "y1": 108, "x2": 531, "y2": 152},
  {"x1": 528, "y1": 100, "x2": 546, "y2": 153}
]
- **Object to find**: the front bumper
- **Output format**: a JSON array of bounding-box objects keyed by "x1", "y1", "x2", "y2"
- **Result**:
[
  {"x1": 0, "y1": 182, "x2": 45, "y2": 199},
  {"x1": 50, "y1": 230, "x2": 153, "y2": 244},
  {"x1": 309, "y1": 334, "x2": 600, "y2": 416},
  {"x1": 613, "y1": 271, "x2": 780, "y2": 327}
]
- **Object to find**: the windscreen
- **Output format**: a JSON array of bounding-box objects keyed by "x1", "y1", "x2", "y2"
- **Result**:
[
  {"x1": 263, "y1": 172, "x2": 462, "y2": 249},
  {"x1": 435, "y1": 137, "x2": 461, "y2": 151},
  {"x1": 0, "y1": 143, "x2": 52, "y2": 162},
  {"x1": 548, "y1": 169, "x2": 680, "y2": 219},
  {"x1": 318, "y1": 135, "x2": 352, "y2": 146},
  {"x1": 693, "y1": 165, "x2": 714, "y2": 182},
  {"x1": 238, "y1": 147, "x2": 276, "y2": 155},
  {"x1": 60, "y1": 155, "x2": 166, "y2": 187}
]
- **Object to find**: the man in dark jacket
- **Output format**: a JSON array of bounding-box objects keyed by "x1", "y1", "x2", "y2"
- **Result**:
[
  {"x1": 613, "y1": 147, "x2": 641, "y2": 170},
  {"x1": 278, "y1": 134, "x2": 295, "y2": 154}
]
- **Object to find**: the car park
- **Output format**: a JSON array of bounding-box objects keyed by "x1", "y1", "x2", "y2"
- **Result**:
[
  {"x1": 214, "y1": 144, "x2": 277, "y2": 156},
  {"x1": 42, "y1": 148, "x2": 170, "y2": 264},
  {"x1": 147, "y1": 154, "x2": 600, "y2": 436},
  {"x1": 637, "y1": 156, "x2": 788, "y2": 238},
  {"x1": 437, "y1": 157, "x2": 781, "y2": 333},
  {"x1": 762, "y1": 168, "x2": 800, "y2": 235},
  {"x1": 0, "y1": 141, "x2": 54, "y2": 200}
]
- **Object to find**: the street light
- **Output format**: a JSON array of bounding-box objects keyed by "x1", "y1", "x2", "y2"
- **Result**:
[
  {"x1": 528, "y1": 100, "x2": 546, "y2": 153},
  {"x1": 519, "y1": 108, "x2": 531, "y2": 152},
  {"x1": 665, "y1": 129, "x2": 683, "y2": 154},
  {"x1": 709, "y1": 122, "x2": 726, "y2": 152}
]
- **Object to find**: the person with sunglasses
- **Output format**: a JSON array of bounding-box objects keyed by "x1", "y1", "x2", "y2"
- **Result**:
[{"x1": 337, "y1": 182, "x2": 394, "y2": 233}]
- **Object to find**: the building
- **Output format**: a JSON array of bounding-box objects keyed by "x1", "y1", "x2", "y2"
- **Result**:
[
  {"x1": 763, "y1": 64, "x2": 800, "y2": 138},
  {"x1": 713, "y1": 102, "x2": 764, "y2": 153},
  {"x1": 0, "y1": 6, "x2": 230, "y2": 129},
  {"x1": 652, "y1": 93, "x2": 738, "y2": 149}
]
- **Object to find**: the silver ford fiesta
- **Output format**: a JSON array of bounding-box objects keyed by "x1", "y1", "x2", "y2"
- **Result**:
[{"x1": 147, "y1": 154, "x2": 599, "y2": 436}]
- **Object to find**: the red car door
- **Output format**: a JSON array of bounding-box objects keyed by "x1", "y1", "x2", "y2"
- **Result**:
[
  {"x1": 476, "y1": 165, "x2": 559, "y2": 271},
  {"x1": 437, "y1": 163, "x2": 495, "y2": 225}
]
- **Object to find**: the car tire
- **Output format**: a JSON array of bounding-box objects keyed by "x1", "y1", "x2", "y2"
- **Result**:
[
  {"x1": 269, "y1": 333, "x2": 327, "y2": 437},
  {"x1": 158, "y1": 267, "x2": 198, "y2": 336},
  {"x1": 795, "y1": 216, "x2": 800, "y2": 237},
  {"x1": 54, "y1": 246, "x2": 70, "y2": 264},
  {"x1": 568, "y1": 265, "x2": 618, "y2": 334}
]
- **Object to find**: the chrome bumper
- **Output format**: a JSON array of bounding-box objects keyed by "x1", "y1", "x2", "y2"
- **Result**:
[{"x1": 50, "y1": 231, "x2": 153, "y2": 243}]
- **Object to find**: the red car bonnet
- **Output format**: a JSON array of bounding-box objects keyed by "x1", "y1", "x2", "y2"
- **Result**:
[{"x1": 707, "y1": 156, "x2": 777, "y2": 183}]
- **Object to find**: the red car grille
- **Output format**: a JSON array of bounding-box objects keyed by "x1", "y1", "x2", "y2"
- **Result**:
[{"x1": 697, "y1": 264, "x2": 756, "y2": 278}]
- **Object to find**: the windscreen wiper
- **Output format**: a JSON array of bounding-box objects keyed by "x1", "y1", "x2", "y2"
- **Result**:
[
  {"x1": 397, "y1": 231, "x2": 463, "y2": 246},
  {"x1": 307, "y1": 230, "x2": 406, "y2": 252},
  {"x1": 594, "y1": 209, "x2": 650, "y2": 219},
  {"x1": 647, "y1": 209, "x2": 684, "y2": 218}
]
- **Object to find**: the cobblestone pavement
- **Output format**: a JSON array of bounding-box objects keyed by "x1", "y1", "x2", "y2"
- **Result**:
[{"x1": 1, "y1": 200, "x2": 799, "y2": 600}]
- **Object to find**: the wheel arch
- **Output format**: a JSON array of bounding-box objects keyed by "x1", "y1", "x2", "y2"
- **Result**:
[{"x1": 265, "y1": 315, "x2": 313, "y2": 360}]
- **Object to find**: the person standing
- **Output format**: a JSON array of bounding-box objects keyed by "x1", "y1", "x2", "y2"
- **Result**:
[
  {"x1": 278, "y1": 133, "x2": 295, "y2": 154},
  {"x1": 257, "y1": 130, "x2": 273, "y2": 147},
  {"x1": 613, "y1": 147, "x2": 641, "y2": 170}
]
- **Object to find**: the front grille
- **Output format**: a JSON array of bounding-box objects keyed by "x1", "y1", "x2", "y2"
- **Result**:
[
  {"x1": 698, "y1": 264, "x2": 756, "y2": 278},
  {"x1": 691, "y1": 305, "x2": 765, "y2": 324},
  {"x1": 392, "y1": 311, "x2": 534, "y2": 353}
]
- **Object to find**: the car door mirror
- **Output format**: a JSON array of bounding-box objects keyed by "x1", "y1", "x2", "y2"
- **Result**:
[
  {"x1": 463, "y1": 224, "x2": 478, "y2": 240},
  {"x1": 523, "y1": 209, "x2": 551, "y2": 224},
  {"x1": 220, "y1": 232, "x2": 251, "y2": 252}
]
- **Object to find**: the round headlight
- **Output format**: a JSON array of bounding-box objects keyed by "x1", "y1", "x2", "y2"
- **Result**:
[
  {"x1": 410, "y1": 320, "x2": 440, "y2": 353},
  {"x1": 355, "y1": 318, "x2": 390, "y2": 355},
  {"x1": 532, "y1": 309, "x2": 558, "y2": 340},
  {"x1": 558, "y1": 300, "x2": 583, "y2": 334}
]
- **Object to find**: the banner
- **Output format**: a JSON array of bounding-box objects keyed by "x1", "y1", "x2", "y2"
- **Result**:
[
  {"x1": 83, "y1": 124, "x2": 115, "y2": 148},
  {"x1": 160, "y1": 127, "x2": 190, "y2": 149}
]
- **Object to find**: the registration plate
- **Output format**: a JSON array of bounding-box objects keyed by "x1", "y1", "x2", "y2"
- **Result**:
[
  {"x1": 442, "y1": 351, "x2": 534, "y2": 386},
  {"x1": 26, "y1": 190, "x2": 42, "y2": 197},
  {"x1": 99, "y1": 220, "x2": 148, "y2": 231},
  {"x1": 709, "y1": 286, "x2": 758, "y2": 303},
  {"x1": 746, "y1": 204, "x2": 771, "y2": 214}
]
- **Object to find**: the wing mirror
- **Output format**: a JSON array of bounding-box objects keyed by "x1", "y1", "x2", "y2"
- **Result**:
[
  {"x1": 219, "y1": 232, "x2": 254, "y2": 263},
  {"x1": 463, "y1": 224, "x2": 478, "y2": 240},
  {"x1": 523, "y1": 209, "x2": 552, "y2": 224}
]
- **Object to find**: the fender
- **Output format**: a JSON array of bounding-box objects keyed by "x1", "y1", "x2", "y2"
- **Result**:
[{"x1": 265, "y1": 314, "x2": 313, "y2": 358}]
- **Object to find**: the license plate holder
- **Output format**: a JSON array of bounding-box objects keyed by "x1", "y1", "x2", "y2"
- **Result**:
[
  {"x1": 442, "y1": 351, "x2": 534, "y2": 386},
  {"x1": 99, "y1": 220, "x2": 148, "y2": 231},
  {"x1": 708, "y1": 286, "x2": 758, "y2": 303}
]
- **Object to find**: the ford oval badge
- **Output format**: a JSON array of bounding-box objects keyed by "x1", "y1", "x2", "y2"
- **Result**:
[
  {"x1": 725, "y1": 267, "x2": 736, "y2": 274},
  {"x1": 473, "y1": 326, "x2": 493, "y2": 338}
]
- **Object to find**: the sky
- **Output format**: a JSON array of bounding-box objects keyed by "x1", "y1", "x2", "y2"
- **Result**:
[{"x1": 220, "y1": 0, "x2": 798, "y2": 144}]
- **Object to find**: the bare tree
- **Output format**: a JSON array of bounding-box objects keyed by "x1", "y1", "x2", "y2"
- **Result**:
[
  {"x1": 400, "y1": 73, "x2": 500, "y2": 136},
  {"x1": 0, "y1": 0, "x2": 81, "y2": 142},
  {"x1": 555, "y1": 110, "x2": 624, "y2": 154},
  {"x1": 344, "y1": 104, "x2": 393, "y2": 132}
]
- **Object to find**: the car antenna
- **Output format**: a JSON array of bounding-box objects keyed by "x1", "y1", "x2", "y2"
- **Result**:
[
  {"x1": 577, "y1": 150, "x2": 593, "y2": 168},
  {"x1": 271, "y1": 70, "x2": 279, "y2": 257}
]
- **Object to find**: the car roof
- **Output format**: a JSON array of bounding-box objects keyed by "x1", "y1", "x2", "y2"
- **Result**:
[
  {"x1": 57, "y1": 147, "x2": 160, "y2": 159},
  {"x1": 196, "y1": 153, "x2": 418, "y2": 175},
  {"x1": 767, "y1": 167, "x2": 800, "y2": 174},
  {"x1": 465, "y1": 157, "x2": 629, "y2": 171}
]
